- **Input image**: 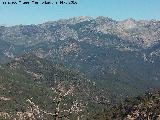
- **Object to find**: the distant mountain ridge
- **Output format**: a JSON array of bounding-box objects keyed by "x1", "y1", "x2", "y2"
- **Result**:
[{"x1": 1, "y1": 16, "x2": 160, "y2": 47}]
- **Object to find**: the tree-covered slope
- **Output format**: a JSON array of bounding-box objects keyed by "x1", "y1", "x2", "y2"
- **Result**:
[
  {"x1": 0, "y1": 54, "x2": 110, "y2": 120},
  {"x1": 89, "y1": 91, "x2": 160, "y2": 120}
]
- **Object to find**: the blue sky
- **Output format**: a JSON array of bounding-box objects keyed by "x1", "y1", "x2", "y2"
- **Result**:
[{"x1": 0, "y1": 0, "x2": 160, "y2": 25}]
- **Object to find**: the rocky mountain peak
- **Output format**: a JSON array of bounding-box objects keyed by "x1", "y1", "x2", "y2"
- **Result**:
[
  {"x1": 119, "y1": 18, "x2": 137, "y2": 29},
  {"x1": 95, "y1": 16, "x2": 115, "y2": 23}
]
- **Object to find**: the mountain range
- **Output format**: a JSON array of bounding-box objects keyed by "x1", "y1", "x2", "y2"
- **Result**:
[{"x1": 0, "y1": 16, "x2": 160, "y2": 120}]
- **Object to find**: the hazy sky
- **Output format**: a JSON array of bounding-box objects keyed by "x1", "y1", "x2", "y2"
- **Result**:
[{"x1": 0, "y1": 0, "x2": 160, "y2": 25}]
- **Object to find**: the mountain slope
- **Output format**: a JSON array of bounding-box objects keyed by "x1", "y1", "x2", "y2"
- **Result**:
[
  {"x1": 0, "y1": 54, "x2": 110, "y2": 120},
  {"x1": 89, "y1": 91, "x2": 160, "y2": 120}
]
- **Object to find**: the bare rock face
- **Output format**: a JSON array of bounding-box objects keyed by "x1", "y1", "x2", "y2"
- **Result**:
[{"x1": 119, "y1": 18, "x2": 137, "y2": 29}]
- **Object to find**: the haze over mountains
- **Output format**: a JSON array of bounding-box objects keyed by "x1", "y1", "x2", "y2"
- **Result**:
[{"x1": 0, "y1": 16, "x2": 160, "y2": 119}]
